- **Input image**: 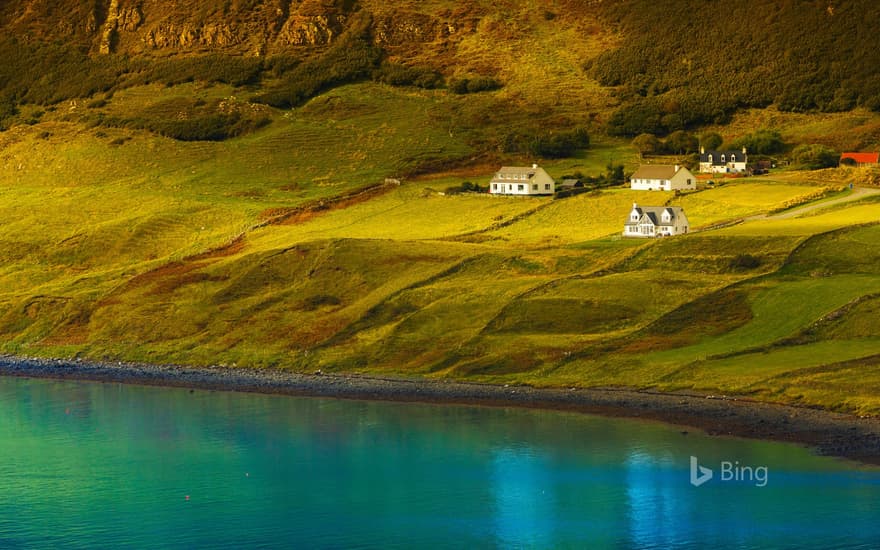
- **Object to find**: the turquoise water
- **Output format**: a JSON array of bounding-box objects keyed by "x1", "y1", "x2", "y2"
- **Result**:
[{"x1": 0, "y1": 377, "x2": 878, "y2": 549}]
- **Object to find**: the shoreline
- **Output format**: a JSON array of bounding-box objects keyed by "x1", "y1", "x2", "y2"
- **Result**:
[{"x1": 2, "y1": 355, "x2": 879, "y2": 465}]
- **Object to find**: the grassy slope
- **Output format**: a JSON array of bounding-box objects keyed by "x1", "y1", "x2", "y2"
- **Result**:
[
  {"x1": 1, "y1": 0, "x2": 880, "y2": 416},
  {"x1": 6, "y1": 79, "x2": 880, "y2": 415}
]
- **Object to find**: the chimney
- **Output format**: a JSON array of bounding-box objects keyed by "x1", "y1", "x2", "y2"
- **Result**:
[
  {"x1": 700, "y1": 146, "x2": 705, "y2": 154},
  {"x1": 633, "y1": 202, "x2": 638, "y2": 209},
  {"x1": 674, "y1": 164, "x2": 680, "y2": 172},
  {"x1": 743, "y1": 146, "x2": 747, "y2": 155},
  {"x1": 532, "y1": 163, "x2": 538, "y2": 169}
]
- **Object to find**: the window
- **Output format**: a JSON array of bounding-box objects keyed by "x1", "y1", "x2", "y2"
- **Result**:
[
  {"x1": 687, "y1": 179, "x2": 692, "y2": 185},
  {"x1": 721, "y1": 154, "x2": 726, "y2": 163},
  {"x1": 517, "y1": 184, "x2": 524, "y2": 191},
  {"x1": 545, "y1": 184, "x2": 551, "y2": 190},
  {"x1": 708, "y1": 154, "x2": 713, "y2": 163},
  {"x1": 532, "y1": 184, "x2": 538, "y2": 190},
  {"x1": 730, "y1": 154, "x2": 736, "y2": 162},
  {"x1": 492, "y1": 184, "x2": 497, "y2": 190}
]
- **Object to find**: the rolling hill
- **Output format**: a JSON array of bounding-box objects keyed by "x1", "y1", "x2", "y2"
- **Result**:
[{"x1": 1, "y1": 1, "x2": 880, "y2": 415}]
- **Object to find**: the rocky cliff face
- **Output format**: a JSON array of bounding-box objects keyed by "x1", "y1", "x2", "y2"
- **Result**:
[{"x1": 0, "y1": 0, "x2": 472, "y2": 57}]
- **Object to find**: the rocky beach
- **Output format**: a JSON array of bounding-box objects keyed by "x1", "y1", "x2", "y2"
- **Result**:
[{"x1": 2, "y1": 354, "x2": 878, "y2": 466}]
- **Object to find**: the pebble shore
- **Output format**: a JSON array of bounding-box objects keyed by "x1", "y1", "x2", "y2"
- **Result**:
[{"x1": 2, "y1": 354, "x2": 879, "y2": 465}]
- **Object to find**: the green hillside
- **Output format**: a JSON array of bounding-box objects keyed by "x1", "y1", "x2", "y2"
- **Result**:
[{"x1": 1, "y1": 1, "x2": 880, "y2": 416}]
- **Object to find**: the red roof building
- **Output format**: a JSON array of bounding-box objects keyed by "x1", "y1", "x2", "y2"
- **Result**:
[{"x1": 840, "y1": 152, "x2": 880, "y2": 165}]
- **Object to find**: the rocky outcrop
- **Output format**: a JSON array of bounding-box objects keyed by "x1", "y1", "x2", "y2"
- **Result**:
[
  {"x1": 276, "y1": 14, "x2": 343, "y2": 46},
  {"x1": 374, "y1": 13, "x2": 445, "y2": 46},
  {"x1": 2, "y1": 0, "x2": 474, "y2": 58},
  {"x1": 143, "y1": 23, "x2": 240, "y2": 50}
]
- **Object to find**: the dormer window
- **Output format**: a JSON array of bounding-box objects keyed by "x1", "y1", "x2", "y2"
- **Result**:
[
  {"x1": 730, "y1": 154, "x2": 736, "y2": 162},
  {"x1": 708, "y1": 154, "x2": 713, "y2": 163},
  {"x1": 721, "y1": 154, "x2": 726, "y2": 163}
]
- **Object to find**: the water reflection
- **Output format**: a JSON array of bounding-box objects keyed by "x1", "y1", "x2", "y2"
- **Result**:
[
  {"x1": 0, "y1": 377, "x2": 878, "y2": 548},
  {"x1": 491, "y1": 445, "x2": 554, "y2": 548},
  {"x1": 626, "y1": 450, "x2": 685, "y2": 548}
]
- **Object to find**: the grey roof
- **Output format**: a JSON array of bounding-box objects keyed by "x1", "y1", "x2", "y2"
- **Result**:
[
  {"x1": 492, "y1": 166, "x2": 538, "y2": 182},
  {"x1": 630, "y1": 165, "x2": 680, "y2": 180},
  {"x1": 624, "y1": 205, "x2": 687, "y2": 227},
  {"x1": 559, "y1": 178, "x2": 583, "y2": 189},
  {"x1": 700, "y1": 150, "x2": 746, "y2": 164}
]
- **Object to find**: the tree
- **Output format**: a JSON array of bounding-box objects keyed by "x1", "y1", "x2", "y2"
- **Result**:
[
  {"x1": 665, "y1": 130, "x2": 698, "y2": 154},
  {"x1": 700, "y1": 132, "x2": 723, "y2": 151},
  {"x1": 606, "y1": 163, "x2": 625, "y2": 185},
  {"x1": 730, "y1": 129, "x2": 785, "y2": 155},
  {"x1": 632, "y1": 133, "x2": 661, "y2": 157},
  {"x1": 791, "y1": 144, "x2": 838, "y2": 169}
]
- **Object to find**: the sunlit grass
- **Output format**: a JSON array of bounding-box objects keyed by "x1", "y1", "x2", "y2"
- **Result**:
[
  {"x1": 677, "y1": 181, "x2": 832, "y2": 227},
  {"x1": 2, "y1": 68, "x2": 880, "y2": 414},
  {"x1": 718, "y1": 203, "x2": 880, "y2": 236}
]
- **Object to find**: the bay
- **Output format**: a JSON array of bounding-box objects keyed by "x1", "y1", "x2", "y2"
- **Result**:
[{"x1": 0, "y1": 376, "x2": 878, "y2": 549}]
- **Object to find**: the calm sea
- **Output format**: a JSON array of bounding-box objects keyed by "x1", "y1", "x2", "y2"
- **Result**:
[{"x1": 0, "y1": 376, "x2": 878, "y2": 549}]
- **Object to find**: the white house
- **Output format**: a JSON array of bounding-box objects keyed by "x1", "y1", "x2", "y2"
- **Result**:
[
  {"x1": 630, "y1": 165, "x2": 695, "y2": 191},
  {"x1": 489, "y1": 164, "x2": 555, "y2": 195},
  {"x1": 699, "y1": 147, "x2": 748, "y2": 173},
  {"x1": 623, "y1": 203, "x2": 689, "y2": 238}
]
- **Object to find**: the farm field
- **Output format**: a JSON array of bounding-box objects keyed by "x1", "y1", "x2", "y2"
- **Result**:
[{"x1": 1, "y1": 70, "x2": 880, "y2": 416}]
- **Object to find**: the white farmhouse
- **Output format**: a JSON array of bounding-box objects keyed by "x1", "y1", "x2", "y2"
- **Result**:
[
  {"x1": 623, "y1": 203, "x2": 689, "y2": 238},
  {"x1": 630, "y1": 164, "x2": 695, "y2": 191},
  {"x1": 699, "y1": 147, "x2": 748, "y2": 173},
  {"x1": 489, "y1": 164, "x2": 555, "y2": 196}
]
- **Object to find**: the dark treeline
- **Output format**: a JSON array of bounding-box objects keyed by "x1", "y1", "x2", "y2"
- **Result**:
[
  {"x1": 591, "y1": 0, "x2": 880, "y2": 136},
  {"x1": 0, "y1": 10, "x2": 497, "y2": 136}
]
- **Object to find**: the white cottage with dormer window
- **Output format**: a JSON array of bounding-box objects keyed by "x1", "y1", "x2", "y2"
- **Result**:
[
  {"x1": 623, "y1": 203, "x2": 689, "y2": 238},
  {"x1": 489, "y1": 164, "x2": 555, "y2": 195},
  {"x1": 629, "y1": 165, "x2": 695, "y2": 191}
]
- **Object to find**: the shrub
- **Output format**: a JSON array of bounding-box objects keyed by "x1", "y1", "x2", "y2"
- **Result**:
[
  {"x1": 0, "y1": 96, "x2": 18, "y2": 128},
  {"x1": 700, "y1": 132, "x2": 723, "y2": 151},
  {"x1": 444, "y1": 181, "x2": 486, "y2": 194},
  {"x1": 729, "y1": 254, "x2": 761, "y2": 271},
  {"x1": 632, "y1": 133, "x2": 661, "y2": 156},
  {"x1": 373, "y1": 62, "x2": 444, "y2": 89},
  {"x1": 139, "y1": 113, "x2": 270, "y2": 141},
  {"x1": 253, "y1": 12, "x2": 382, "y2": 109},
  {"x1": 99, "y1": 96, "x2": 271, "y2": 142},
  {"x1": 126, "y1": 54, "x2": 263, "y2": 88},
  {"x1": 591, "y1": 0, "x2": 880, "y2": 125},
  {"x1": 448, "y1": 76, "x2": 503, "y2": 95},
  {"x1": 300, "y1": 295, "x2": 342, "y2": 311},
  {"x1": 606, "y1": 163, "x2": 625, "y2": 185},
  {"x1": 729, "y1": 129, "x2": 786, "y2": 155},
  {"x1": 664, "y1": 130, "x2": 698, "y2": 154},
  {"x1": 263, "y1": 54, "x2": 302, "y2": 78},
  {"x1": 792, "y1": 144, "x2": 838, "y2": 169},
  {"x1": 503, "y1": 127, "x2": 590, "y2": 158},
  {"x1": 607, "y1": 100, "x2": 664, "y2": 136},
  {"x1": 0, "y1": 39, "x2": 127, "y2": 106}
]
